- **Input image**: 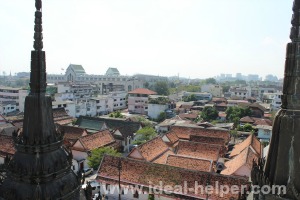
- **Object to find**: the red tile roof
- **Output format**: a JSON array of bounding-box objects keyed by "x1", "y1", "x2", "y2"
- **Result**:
[
  {"x1": 166, "y1": 154, "x2": 213, "y2": 172},
  {"x1": 97, "y1": 155, "x2": 249, "y2": 200},
  {"x1": 74, "y1": 130, "x2": 115, "y2": 151},
  {"x1": 152, "y1": 150, "x2": 174, "y2": 164},
  {"x1": 240, "y1": 116, "x2": 255, "y2": 123},
  {"x1": 176, "y1": 141, "x2": 220, "y2": 162},
  {"x1": 222, "y1": 147, "x2": 259, "y2": 177},
  {"x1": 128, "y1": 137, "x2": 169, "y2": 162},
  {"x1": 62, "y1": 125, "x2": 87, "y2": 147},
  {"x1": 178, "y1": 113, "x2": 198, "y2": 120},
  {"x1": 230, "y1": 134, "x2": 262, "y2": 158},
  {"x1": 169, "y1": 125, "x2": 230, "y2": 143},
  {"x1": 0, "y1": 135, "x2": 15, "y2": 156},
  {"x1": 164, "y1": 131, "x2": 179, "y2": 145},
  {"x1": 128, "y1": 88, "x2": 157, "y2": 95},
  {"x1": 190, "y1": 135, "x2": 225, "y2": 146}
]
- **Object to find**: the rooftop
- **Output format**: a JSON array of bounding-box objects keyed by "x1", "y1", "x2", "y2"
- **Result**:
[
  {"x1": 97, "y1": 155, "x2": 249, "y2": 199},
  {"x1": 230, "y1": 134, "x2": 262, "y2": 158},
  {"x1": 128, "y1": 137, "x2": 169, "y2": 162},
  {"x1": 74, "y1": 130, "x2": 115, "y2": 151},
  {"x1": 128, "y1": 88, "x2": 157, "y2": 95},
  {"x1": 176, "y1": 140, "x2": 221, "y2": 162},
  {"x1": 166, "y1": 154, "x2": 213, "y2": 172}
]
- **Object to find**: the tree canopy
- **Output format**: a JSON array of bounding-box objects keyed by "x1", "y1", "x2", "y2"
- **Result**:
[
  {"x1": 133, "y1": 127, "x2": 157, "y2": 145},
  {"x1": 205, "y1": 78, "x2": 217, "y2": 85},
  {"x1": 154, "y1": 81, "x2": 170, "y2": 95},
  {"x1": 225, "y1": 106, "x2": 252, "y2": 126},
  {"x1": 87, "y1": 147, "x2": 121, "y2": 170},
  {"x1": 200, "y1": 106, "x2": 219, "y2": 122}
]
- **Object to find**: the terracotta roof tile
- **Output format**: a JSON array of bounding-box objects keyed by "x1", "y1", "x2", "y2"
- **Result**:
[
  {"x1": 128, "y1": 88, "x2": 157, "y2": 95},
  {"x1": 97, "y1": 155, "x2": 249, "y2": 200},
  {"x1": 77, "y1": 130, "x2": 115, "y2": 151},
  {"x1": 190, "y1": 135, "x2": 225, "y2": 146},
  {"x1": 166, "y1": 154, "x2": 213, "y2": 172},
  {"x1": 169, "y1": 125, "x2": 230, "y2": 143},
  {"x1": 222, "y1": 147, "x2": 259, "y2": 177},
  {"x1": 152, "y1": 150, "x2": 174, "y2": 164},
  {"x1": 0, "y1": 135, "x2": 15, "y2": 156},
  {"x1": 176, "y1": 141, "x2": 220, "y2": 162},
  {"x1": 178, "y1": 113, "x2": 198, "y2": 120},
  {"x1": 230, "y1": 134, "x2": 262, "y2": 158},
  {"x1": 165, "y1": 132, "x2": 179, "y2": 145},
  {"x1": 240, "y1": 116, "x2": 255, "y2": 123},
  {"x1": 62, "y1": 125, "x2": 87, "y2": 147},
  {"x1": 253, "y1": 119, "x2": 272, "y2": 126},
  {"x1": 128, "y1": 137, "x2": 169, "y2": 162}
]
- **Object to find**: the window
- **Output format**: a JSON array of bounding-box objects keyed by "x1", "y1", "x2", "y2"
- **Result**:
[
  {"x1": 58, "y1": 105, "x2": 61, "y2": 108},
  {"x1": 63, "y1": 104, "x2": 67, "y2": 107}
]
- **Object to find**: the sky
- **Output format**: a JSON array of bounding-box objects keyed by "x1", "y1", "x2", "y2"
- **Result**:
[{"x1": 0, "y1": 0, "x2": 294, "y2": 79}]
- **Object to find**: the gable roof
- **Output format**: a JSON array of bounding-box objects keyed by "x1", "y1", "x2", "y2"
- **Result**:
[
  {"x1": 68, "y1": 64, "x2": 86, "y2": 74},
  {"x1": 75, "y1": 130, "x2": 115, "y2": 151},
  {"x1": 77, "y1": 116, "x2": 141, "y2": 138},
  {"x1": 169, "y1": 125, "x2": 230, "y2": 143},
  {"x1": 230, "y1": 134, "x2": 262, "y2": 158},
  {"x1": 75, "y1": 116, "x2": 106, "y2": 131},
  {"x1": 166, "y1": 154, "x2": 213, "y2": 172},
  {"x1": 164, "y1": 131, "x2": 179, "y2": 144},
  {"x1": 0, "y1": 135, "x2": 15, "y2": 157},
  {"x1": 97, "y1": 155, "x2": 249, "y2": 200},
  {"x1": 128, "y1": 137, "x2": 169, "y2": 162},
  {"x1": 62, "y1": 125, "x2": 87, "y2": 141},
  {"x1": 221, "y1": 147, "x2": 259, "y2": 176},
  {"x1": 128, "y1": 88, "x2": 157, "y2": 95},
  {"x1": 152, "y1": 149, "x2": 174, "y2": 164},
  {"x1": 176, "y1": 141, "x2": 220, "y2": 162},
  {"x1": 189, "y1": 135, "x2": 225, "y2": 146}
]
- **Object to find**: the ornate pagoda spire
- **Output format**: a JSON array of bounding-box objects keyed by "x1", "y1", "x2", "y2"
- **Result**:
[
  {"x1": 252, "y1": 0, "x2": 300, "y2": 199},
  {"x1": 0, "y1": 1, "x2": 80, "y2": 199}
]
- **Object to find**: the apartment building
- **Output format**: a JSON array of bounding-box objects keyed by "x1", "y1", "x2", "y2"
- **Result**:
[
  {"x1": 128, "y1": 88, "x2": 157, "y2": 115},
  {"x1": 0, "y1": 86, "x2": 28, "y2": 113}
]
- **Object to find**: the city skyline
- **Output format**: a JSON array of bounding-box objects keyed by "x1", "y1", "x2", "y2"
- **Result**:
[{"x1": 0, "y1": 0, "x2": 293, "y2": 79}]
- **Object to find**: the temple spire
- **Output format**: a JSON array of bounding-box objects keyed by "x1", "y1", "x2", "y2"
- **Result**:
[
  {"x1": 252, "y1": 0, "x2": 300, "y2": 199},
  {"x1": 0, "y1": 1, "x2": 80, "y2": 199},
  {"x1": 29, "y1": 0, "x2": 47, "y2": 94},
  {"x1": 290, "y1": 0, "x2": 300, "y2": 42}
]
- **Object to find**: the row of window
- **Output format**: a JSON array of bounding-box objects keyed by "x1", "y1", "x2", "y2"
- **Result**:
[
  {"x1": 48, "y1": 76, "x2": 128, "y2": 82},
  {"x1": 134, "y1": 106, "x2": 148, "y2": 109}
]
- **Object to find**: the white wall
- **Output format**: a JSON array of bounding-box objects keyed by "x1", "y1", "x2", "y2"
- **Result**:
[{"x1": 148, "y1": 104, "x2": 168, "y2": 119}]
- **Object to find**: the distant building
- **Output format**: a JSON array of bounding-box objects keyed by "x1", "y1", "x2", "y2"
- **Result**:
[
  {"x1": 0, "y1": 86, "x2": 28, "y2": 113},
  {"x1": 182, "y1": 92, "x2": 212, "y2": 101},
  {"x1": 105, "y1": 67, "x2": 120, "y2": 76},
  {"x1": 128, "y1": 88, "x2": 157, "y2": 115},
  {"x1": 201, "y1": 84, "x2": 223, "y2": 97},
  {"x1": 47, "y1": 64, "x2": 144, "y2": 93}
]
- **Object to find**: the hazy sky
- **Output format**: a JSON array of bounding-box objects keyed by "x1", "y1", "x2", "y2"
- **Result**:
[{"x1": 0, "y1": 0, "x2": 294, "y2": 79}]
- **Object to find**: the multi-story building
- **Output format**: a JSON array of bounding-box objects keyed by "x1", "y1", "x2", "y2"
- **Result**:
[
  {"x1": 229, "y1": 87, "x2": 251, "y2": 99},
  {"x1": 0, "y1": 86, "x2": 28, "y2": 113},
  {"x1": 201, "y1": 84, "x2": 223, "y2": 97},
  {"x1": 182, "y1": 92, "x2": 212, "y2": 101},
  {"x1": 147, "y1": 95, "x2": 175, "y2": 119},
  {"x1": 128, "y1": 88, "x2": 157, "y2": 115},
  {"x1": 47, "y1": 64, "x2": 144, "y2": 93},
  {"x1": 52, "y1": 100, "x2": 76, "y2": 118}
]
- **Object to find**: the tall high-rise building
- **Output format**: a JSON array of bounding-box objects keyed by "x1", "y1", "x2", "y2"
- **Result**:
[{"x1": 0, "y1": 0, "x2": 80, "y2": 199}]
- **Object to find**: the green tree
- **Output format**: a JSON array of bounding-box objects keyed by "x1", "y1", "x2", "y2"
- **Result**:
[
  {"x1": 183, "y1": 94, "x2": 197, "y2": 102},
  {"x1": 133, "y1": 127, "x2": 157, "y2": 145},
  {"x1": 200, "y1": 106, "x2": 218, "y2": 122},
  {"x1": 87, "y1": 147, "x2": 121, "y2": 170},
  {"x1": 225, "y1": 107, "x2": 252, "y2": 122},
  {"x1": 230, "y1": 129, "x2": 238, "y2": 142},
  {"x1": 157, "y1": 112, "x2": 166, "y2": 122},
  {"x1": 154, "y1": 81, "x2": 170, "y2": 95},
  {"x1": 109, "y1": 111, "x2": 124, "y2": 118},
  {"x1": 205, "y1": 78, "x2": 217, "y2": 84}
]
